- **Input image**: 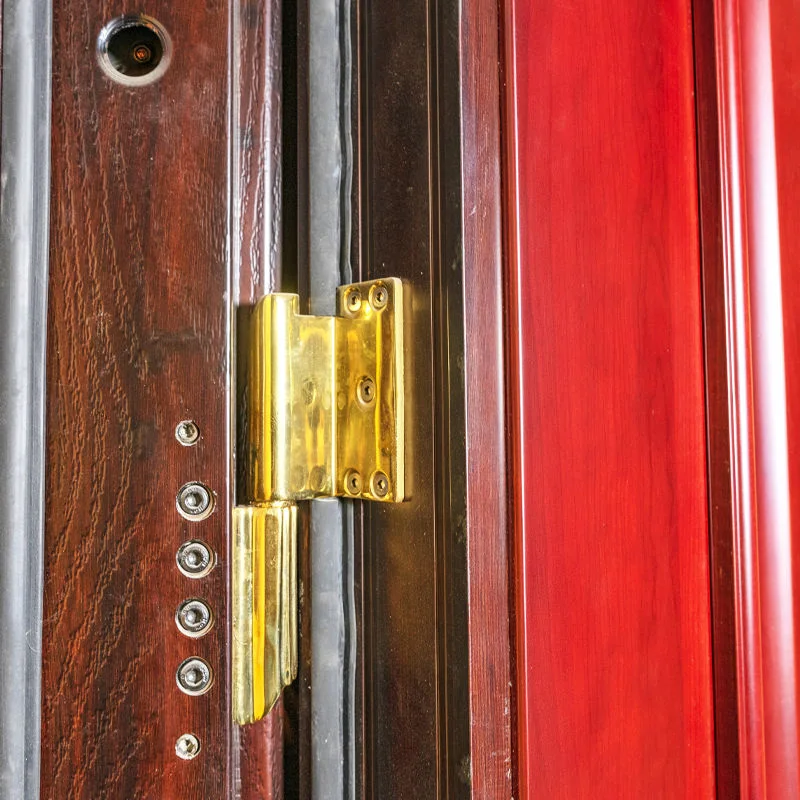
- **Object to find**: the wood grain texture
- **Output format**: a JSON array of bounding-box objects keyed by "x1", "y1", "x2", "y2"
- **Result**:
[
  {"x1": 460, "y1": 0, "x2": 513, "y2": 794},
  {"x1": 42, "y1": 3, "x2": 231, "y2": 797},
  {"x1": 233, "y1": 0, "x2": 282, "y2": 306},
  {"x1": 503, "y1": 0, "x2": 716, "y2": 796},
  {"x1": 237, "y1": 708, "x2": 283, "y2": 800},
  {"x1": 232, "y1": 0, "x2": 286, "y2": 794}
]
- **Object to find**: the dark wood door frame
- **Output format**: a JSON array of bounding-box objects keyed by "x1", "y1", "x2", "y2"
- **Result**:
[{"x1": 40, "y1": 0, "x2": 513, "y2": 797}]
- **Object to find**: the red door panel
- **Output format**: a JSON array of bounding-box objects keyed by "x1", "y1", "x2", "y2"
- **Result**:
[{"x1": 504, "y1": 1, "x2": 716, "y2": 796}]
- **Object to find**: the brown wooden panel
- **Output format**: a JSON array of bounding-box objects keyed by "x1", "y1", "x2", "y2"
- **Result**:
[
  {"x1": 460, "y1": 0, "x2": 513, "y2": 794},
  {"x1": 357, "y1": 0, "x2": 474, "y2": 794},
  {"x1": 42, "y1": 3, "x2": 231, "y2": 797},
  {"x1": 358, "y1": 0, "x2": 442, "y2": 782},
  {"x1": 233, "y1": 0, "x2": 283, "y2": 306},
  {"x1": 232, "y1": 0, "x2": 286, "y2": 793}
]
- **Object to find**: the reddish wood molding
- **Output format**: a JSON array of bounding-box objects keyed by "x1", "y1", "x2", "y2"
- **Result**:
[
  {"x1": 692, "y1": 0, "x2": 742, "y2": 791},
  {"x1": 771, "y1": 0, "x2": 800, "y2": 788},
  {"x1": 706, "y1": 0, "x2": 800, "y2": 794},
  {"x1": 504, "y1": 0, "x2": 716, "y2": 795}
]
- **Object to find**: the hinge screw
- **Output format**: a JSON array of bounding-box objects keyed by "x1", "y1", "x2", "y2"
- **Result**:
[
  {"x1": 370, "y1": 284, "x2": 388, "y2": 310},
  {"x1": 175, "y1": 733, "x2": 201, "y2": 760},
  {"x1": 344, "y1": 288, "x2": 362, "y2": 315},
  {"x1": 357, "y1": 376, "x2": 376, "y2": 406},
  {"x1": 176, "y1": 598, "x2": 214, "y2": 638},
  {"x1": 371, "y1": 471, "x2": 390, "y2": 498},
  {"x1": 344, "y1": 469, "x2": 363, "y2": 495},
  {"x1": 175, "y1": 419, "x2": 200, "y2": 446},
  {"x1": 176, "y1": 540, "x2": 215, "y2": 578},
  {"x1": 176, "y1": 482, "x2": 214, "y2": 521},
  {"x1": 176, "y1": 657, "x2": 214, "y2": 696}
]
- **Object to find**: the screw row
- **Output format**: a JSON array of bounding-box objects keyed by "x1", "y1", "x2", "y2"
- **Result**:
[{"x1": 173, "y1": 420, "x2": 215, "y2": 762}]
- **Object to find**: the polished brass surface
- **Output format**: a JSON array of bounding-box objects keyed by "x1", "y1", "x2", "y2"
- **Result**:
[
  {"x1": 244, "y1": 277, "x2": 405, "y2": 503},
  {"x1": 232, "y1": 504, "x2": 297, "y2": 724},
  {"x1": 232, "y1": 278, "x2": 406, "y2": 724}
]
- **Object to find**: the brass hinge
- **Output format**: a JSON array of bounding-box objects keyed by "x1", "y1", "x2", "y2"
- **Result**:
[{"x1": 232, "y1": 278, "x2": 406, "y2": 724}]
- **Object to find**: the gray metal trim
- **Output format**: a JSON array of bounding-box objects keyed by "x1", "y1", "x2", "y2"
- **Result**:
[
  {"x1": 307, "y1": 0, "x2": 356, "y2": 796},
  {"x1": 309, "y1": 500, "x2": 356, "y2": 800},
  {"x1": 0, "y1": 1, "x2": 53, "y2": 797},
  {"x1": 308, "y1": 0, "x2": 353, "y2": 307}
]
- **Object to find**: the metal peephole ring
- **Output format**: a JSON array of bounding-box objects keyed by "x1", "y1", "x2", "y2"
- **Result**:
[{"x1": 97, "y1": 15, "x2": 172, "y2": 87}]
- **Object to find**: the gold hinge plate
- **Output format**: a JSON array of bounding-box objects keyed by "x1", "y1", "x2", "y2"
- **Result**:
[{"x1": 233, "y1": 278, "x2": 406, "y2": 724}]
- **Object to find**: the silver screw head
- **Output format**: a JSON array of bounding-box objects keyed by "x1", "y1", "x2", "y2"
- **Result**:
[
  {"x1": 369, "y1": 283, "x2": 389, "y2": 310},
  {"x1": 176, "y1": 657, "x2": 214, "y2": 696},
  {"x1": 175, "y1": 420, "x2": 200, "y2": 446},
  {"x1": 371, "y1": 470, "x2": 390, "y2": 499},
  {"x1": 344, "y1": 288, "x2": 362, "y2": 315},
  {"x1": 176, "y1": 540, "x2": 215, "y2": 578},
  {"x1": 344, "y1": 469, "x2": 363, "y2": 496},
  {"x1": 175, "y1": 733, "x2": 201, "y2": 760},
  {"x1": 175, "y1": 598, "x2": 213, "y2": 638},
  {"x1": 176, "y1": 482, "x2": 214, "y2": 521}
]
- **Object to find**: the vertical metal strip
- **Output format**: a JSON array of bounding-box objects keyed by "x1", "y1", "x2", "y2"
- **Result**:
[
  {"x1": 307, "y1": 0, "x2": 353, "y2": 307},
  {"x1": 0, "y1": 1, "x2": 52, "y2": 798},
  {"x1": 306, "y1": 0, "x2": 356, "y2": 796}
]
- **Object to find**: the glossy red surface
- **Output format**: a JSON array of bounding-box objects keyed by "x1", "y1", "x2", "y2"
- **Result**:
[
  {"x1": 504, "y1": 1, "x2": 716, "y2": 795},
  {"x1": 729, "y1": 0, "x2": 800, "y2": 792},
  {"x1": 699, "y1": 1, "x2": 766, "y2": 793},
  {"x1": 772, "y1": 0, "x2": 800, "y2": 789},
  {"x1": 693, "y1": 0, "x2": 741, "y2": 791},
  {"x1": 739, "y1": 2, "x2": 798, "y2": 790},
  {"x1": 699, "y1": 1, "x2": 800, "y2": 793}
]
